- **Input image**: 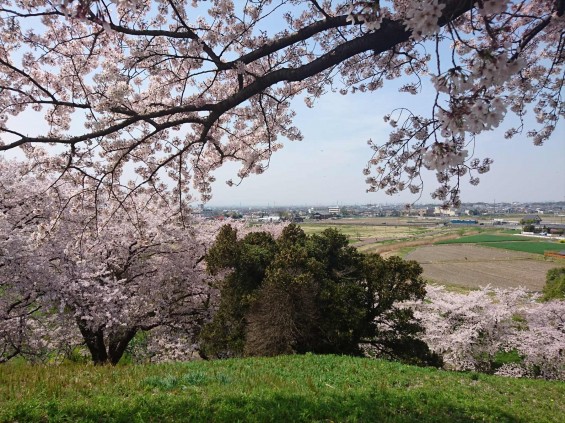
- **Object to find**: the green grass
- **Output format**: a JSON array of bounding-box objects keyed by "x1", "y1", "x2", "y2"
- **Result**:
[
  {"x1": 479, "y1": 241, "x2": 564, "y2": 255},
  {"x1": 437, "y1": 234, "x2": 532, "y2": 244},
  {"x1": 500, "y1": 229, "x2": 522, "y2": 234},
  {"x1": 394, "y1": 246, "x2": 418, "y2": 257},
  {"x1": 1, "y1": 355, "x2": 564, "y2": 422},
  {"x1": 299, "y1": 223, "x2": 431, "y2": 241},
  {"x1": 436, "y1": 234, "x2": 563, "y2": 255}
]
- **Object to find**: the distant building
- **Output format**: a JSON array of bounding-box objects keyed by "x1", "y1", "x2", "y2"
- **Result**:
[
  {"x1": 328, "y1": 206, "x2": 341, "y2": 215},
  {"x1": 310, "y1": 211, "x2": 331, "y2": 220},
  {"x1": 311, "y1": 212, "x2": 324, "y2": 220},
  {"x1": 545, "y1": 224, "x2": 565, "y2": 235},
  {"x1": 258, "y1": 215, "x2": 281, "y2": 222},
  {"x1": 434, "y1": 206, "x2": 457, "y2": 217},
  {"x1": 418, "y1": 207, "x2": 435, "y2": 217}
]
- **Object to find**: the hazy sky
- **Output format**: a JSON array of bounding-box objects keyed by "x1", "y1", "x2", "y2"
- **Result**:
[
  {"x1": 208, "y1": 79, "x2": 565, "y2": 207},
  {"x1": 4, "y1": 75, "x2": 563, "y2": 208}
]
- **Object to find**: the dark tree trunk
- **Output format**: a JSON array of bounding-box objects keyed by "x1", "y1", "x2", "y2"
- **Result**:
[
  {"x1": 108, "y1": 328, "x2": 137, "y2": 365},
  {"x1": 77, "y1": 320, "x2": 109, "y2": 365},
  {"x1": 77, "y1": 319, "x2": 137, "y2": 365}
]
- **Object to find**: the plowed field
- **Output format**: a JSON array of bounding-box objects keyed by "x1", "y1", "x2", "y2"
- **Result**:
[{"x1": 404, "y1": 244, "x2": 561, "y2": 291}]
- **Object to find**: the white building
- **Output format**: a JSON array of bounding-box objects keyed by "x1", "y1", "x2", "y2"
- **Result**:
[
  {"x1": 258, "y1": 215, "x2": 280, "y2": 222},
  {"x1": 328, "y1": 206, "x2": 341, "y2": 215},
  {"x1": 434, "y1": 206, "x2": 457, "y2": 216}
]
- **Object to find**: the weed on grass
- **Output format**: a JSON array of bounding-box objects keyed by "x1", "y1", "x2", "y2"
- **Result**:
[{"x1": 143, "y1": 370, "x2": 231, "y2": 391}]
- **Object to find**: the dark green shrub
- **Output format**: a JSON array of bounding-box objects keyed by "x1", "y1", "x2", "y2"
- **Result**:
[
  {"x1": 199, "y1": 226, "x2": 278, "y2": 358},
  {"x1": 522, "y1": 224, "x2": 535, "y2": 232},
  {"x1": 542, "y1": 267, "x2": 565, "y2": 301},
  {"x1": 200, "y1": 224, "x2": 441, "y2": 367}
]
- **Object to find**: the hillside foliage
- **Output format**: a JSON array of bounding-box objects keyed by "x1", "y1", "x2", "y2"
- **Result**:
[{"x1": 543, "y1": 267, "x2": 565, "y2": 301}]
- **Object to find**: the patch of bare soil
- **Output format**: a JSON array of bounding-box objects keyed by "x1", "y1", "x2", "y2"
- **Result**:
[
  {"x1": 357, "y1": 233, "x2": 463, "y2": 253},
  {"x1": 404, "y1": 244, "x2": 560, "y2": 291}
]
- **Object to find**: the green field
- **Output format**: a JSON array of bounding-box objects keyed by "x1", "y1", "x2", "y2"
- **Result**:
[
  {"x1": 436, "y1": 234, "x2": 563, "y2": 255},
  {"x1": 299, "y1": 223, "x2": 430, "y2": 241},
  {"x1": 437, "y1": 234, "x2": 532, "y2": 244},
  {"x1": 1, "y1": 355, "x2": 564, "y2": 422},
  {"x1": 479, "y1": 241, "x2": 564, "y2": 255}
]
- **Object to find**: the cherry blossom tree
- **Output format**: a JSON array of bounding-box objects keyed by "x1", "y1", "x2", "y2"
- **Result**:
[
  {"x1": 0, "y1": 0, "x2": 562, "y2": 206},
  {"x1": 0, "y1": 159, "x2": 224, "y2": 364},
  {"x1": 0, "y1": 160, "x2": 75, "y2": 362},
  {"x1": 414, "y1": 285, "x2": 565, "y2": 380}
]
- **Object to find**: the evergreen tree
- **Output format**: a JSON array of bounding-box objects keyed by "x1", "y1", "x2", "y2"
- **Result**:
[{"x1": 201, "y1": 224, "x2": 441, "y2": 366}]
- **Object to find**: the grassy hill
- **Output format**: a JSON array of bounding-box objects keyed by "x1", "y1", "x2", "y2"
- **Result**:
[{"x1": 1, "y1": 355, "x2": 564, "y2": 422}]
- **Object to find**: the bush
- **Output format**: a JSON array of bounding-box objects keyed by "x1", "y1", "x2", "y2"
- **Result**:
[
  {"x1": 199, "y1": 226, "x2": 278, "y2": 359},
  {"x1": 522, "y1": 224, "x2": 535, "y2": 232},
  {"x1": 542, "y1": 267, "x2": 565, "y2": 301}
]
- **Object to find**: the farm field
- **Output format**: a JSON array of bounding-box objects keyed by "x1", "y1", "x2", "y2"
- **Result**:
[
  {"x1": 480, "y1": 241, "x2": 564, "y2": 255},
  {"x1": 298, "y1": 223, "x2": 563, "y2": 290},
  {"x1": 299, "y1": 219, "x2": 469, "y2": 253},
  {"x1": 405, "y1": 244, "x2": 560, "y2": 290},
  {"x1": 437, "y1": 234, "x2": 532, "y2": 243},
  {"x1": 299, "y1": 221, "x2": 433, "y2": 242}
]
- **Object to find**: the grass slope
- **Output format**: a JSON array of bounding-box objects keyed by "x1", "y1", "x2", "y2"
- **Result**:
[{"x1": 1, "y1": 355, "x2": 564, "y2": 422}]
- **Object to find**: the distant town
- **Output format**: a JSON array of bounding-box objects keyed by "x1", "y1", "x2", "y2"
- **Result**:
[{"x1": 196, "y1": 201, "x2": 565, "y2": 226}]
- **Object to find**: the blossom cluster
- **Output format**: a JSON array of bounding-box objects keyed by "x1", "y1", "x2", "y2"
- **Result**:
[
  {"x1": 346, "y1": 1, "x2": 383, "y2": 31},
  {"x1": 0, "y1": 0, "x2": 562, "y2": 209},
  {"x1": 413, "y1": 285, "x2": 565, "y2": 380},
  {"x1": 403, "y1": 0, "x2": 445, "y2": 41}
]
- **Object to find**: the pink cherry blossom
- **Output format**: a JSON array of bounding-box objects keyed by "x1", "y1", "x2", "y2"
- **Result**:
[
  {"x1": 413, "y1": 285, "x2": 565, "y2": 380},
  {"x1": 0, "y1": 0, "x2": 561, "y2": 208}
]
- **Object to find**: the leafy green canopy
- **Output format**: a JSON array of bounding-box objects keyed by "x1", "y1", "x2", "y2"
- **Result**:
[{"x1": 200, "y1": 224, "x2": 441, "y2": 367}]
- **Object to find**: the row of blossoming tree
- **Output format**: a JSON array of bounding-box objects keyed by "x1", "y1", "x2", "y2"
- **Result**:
[
  {"x1": 415, "y1": 285, "x2": 565, "y2": 380},
  {"x1": 2, "y1": 159, "x2": 564, "y2": 379}
]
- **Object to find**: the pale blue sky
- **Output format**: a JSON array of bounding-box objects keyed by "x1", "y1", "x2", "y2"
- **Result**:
[
  {"x1": 205, "y1": 2, "x2": 565, "y2": 207},
  {"x1": 208, "y1": 81, "x2": 565, "y2": 207}
]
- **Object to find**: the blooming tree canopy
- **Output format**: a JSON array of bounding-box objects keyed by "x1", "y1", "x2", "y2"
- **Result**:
[
  {"x1": 0, "y1": 0, "x2": 563, "y2": 206},
  {"x1": 415, "y1": 285, "x2": 565, "y2": 380},
  {"x1": 0, "y1": 159, "x2": 222, "y2": 364}
]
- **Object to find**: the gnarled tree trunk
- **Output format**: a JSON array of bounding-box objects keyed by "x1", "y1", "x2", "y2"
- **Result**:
[{"x1": 77, "y1": 319, "x2": 136, "y2": 365}]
